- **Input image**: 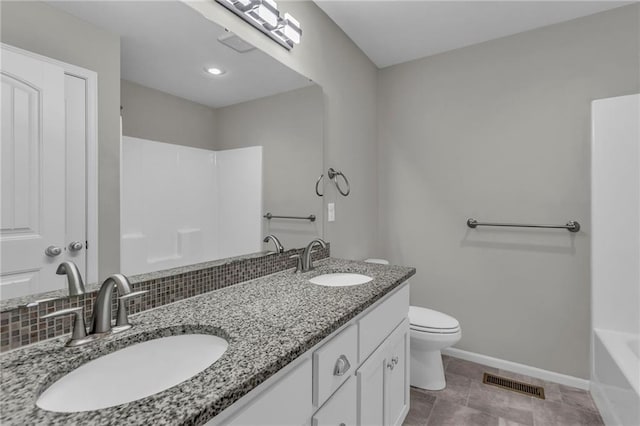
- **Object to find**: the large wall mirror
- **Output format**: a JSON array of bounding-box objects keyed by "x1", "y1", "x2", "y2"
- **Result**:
[{"x1": 0, "y1": 1, "x2": 323, "y2": 307}]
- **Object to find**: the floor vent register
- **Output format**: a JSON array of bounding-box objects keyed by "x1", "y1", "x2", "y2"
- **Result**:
[{"x1": 482, "y1": 373, "x2": 546, "y2": 399}]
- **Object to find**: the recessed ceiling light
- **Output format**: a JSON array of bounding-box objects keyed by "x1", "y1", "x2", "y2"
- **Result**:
[{"x1": 206, "y1": 67, "x2": 225, "y2": 76}]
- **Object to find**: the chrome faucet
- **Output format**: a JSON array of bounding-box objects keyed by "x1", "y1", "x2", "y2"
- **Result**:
[
  {"x1": 263, "y1": 234, "x2": 284, "y2": 253},
  {"x1": 300, "y1": 238, "x2": 327, "y2": 272},
  {"x1": 40, "y1": 272, "x2": 146, "y2": 347},
  {"x1": 90, "y1": 274, "x2": 133, "y2": 334},
  {"x1": 56, "y1": 261, "x2": 85, "y2": 296}
]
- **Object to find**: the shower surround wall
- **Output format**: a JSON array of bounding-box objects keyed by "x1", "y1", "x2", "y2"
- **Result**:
[
  {"x1": 377, "y1": 4, "x2": 640, "y2": 379},
  {"x1": 121, "y1": 137, "x2": 262, "y2": 275}
]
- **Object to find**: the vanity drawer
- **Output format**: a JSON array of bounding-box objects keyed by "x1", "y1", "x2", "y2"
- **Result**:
[
  {"x1": 313, "y1": 324, "x2": 358, "y2": 407},
  {"x1": 358, "y1": 283, "x2": 409, "y2": 363},
  {"x1": 312, "y1": 377, "x2": 357, "y2": 426}
]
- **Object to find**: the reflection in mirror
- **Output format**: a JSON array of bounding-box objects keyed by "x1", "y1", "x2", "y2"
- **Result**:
[
  {"x1": 0, "y1": 1, "x2": 324, "y2": 304},
  {"x1": 62, "y1": 1, "x2": 324, "y2": 275}
]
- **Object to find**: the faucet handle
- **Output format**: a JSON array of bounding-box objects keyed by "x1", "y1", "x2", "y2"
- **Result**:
[
  {"x1": 289, "y1": 253, "x2": 303, "y2": 273},
  {"x1": 113, "y1": 290, "x2": 148, "y2": 333},
  {"x1": 41, "y1": 307, "x2": 95, "y2": 347}
]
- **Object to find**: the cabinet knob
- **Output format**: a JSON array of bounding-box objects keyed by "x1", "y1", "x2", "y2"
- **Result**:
[
  {"x1": 392, "y1": 356, "x2": 399, "y2": 365},
  {"x1": 387, "y1": 360, "x2": 395, "y2": 370},
  {"x1": 333, "y1": 354, "x2": 351, "y2": 376}
]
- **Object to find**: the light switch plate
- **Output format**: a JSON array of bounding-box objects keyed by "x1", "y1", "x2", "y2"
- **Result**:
[{"x1": 328, "y1": 203, "x2": 335, "y2": 222}]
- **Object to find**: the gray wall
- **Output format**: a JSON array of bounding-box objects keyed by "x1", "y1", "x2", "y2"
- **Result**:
[
  {"x1": 121, "y1": 80, "x2": 218, "y2": 150},
  {"x1": 187, "y1": 1, "x2": 379, "y2": 261},
  {"x1": 1, "y1": 1, "x2": 121, "y2": 280},
  {"x1": 377, "y1": 5, "x2": 640, "y2": 378},
  {"x1": 216, "y1": 86, "x2": 324, "y2": 250}
]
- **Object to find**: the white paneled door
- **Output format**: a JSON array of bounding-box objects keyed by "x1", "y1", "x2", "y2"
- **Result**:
[{"x1": 1, "y1": 47, "x2": 87, "y2": 299}]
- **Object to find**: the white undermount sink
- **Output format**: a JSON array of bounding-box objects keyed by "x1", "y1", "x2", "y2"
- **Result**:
[
  {"x1": 309, "y1": 273, "x2": 373, "y2": 287},
  {"x1": 36, "y1": 334, "x2": 228, "y2": 413}
]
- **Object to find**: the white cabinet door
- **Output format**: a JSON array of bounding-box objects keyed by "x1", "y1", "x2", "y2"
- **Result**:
[
  {"x1": 1, "y1": 47, "x2": 66, "y2": 298},
  {"x1": 312, "y1": 377, "x2": 357, "y2": 426},
  {"x1": 383, "y1": 320, "x2": 410, "y2": 426},
  {"x1": 357, "y1": 319, "x2": 410, "y2": 426}
]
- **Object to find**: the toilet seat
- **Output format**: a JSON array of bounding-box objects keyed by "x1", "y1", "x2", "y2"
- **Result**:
[
  {"x1": 409, "y1": 306, "x2": 460, "y2": 334},
  {"x1": 410, "y1": 324, "x2": 460, "y2": 334}
]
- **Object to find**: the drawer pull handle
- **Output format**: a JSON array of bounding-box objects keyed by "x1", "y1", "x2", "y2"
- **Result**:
[{"x1": 333, "y1": 354, "x2": 351, "y2": 376}]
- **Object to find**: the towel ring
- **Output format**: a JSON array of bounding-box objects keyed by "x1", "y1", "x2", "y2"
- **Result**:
[
  {"x1": 315, "y1": 174, "x2": 324, "y2": 197},
  {"x1": 328, "y1": 168, "x2": 350, "y2": 196}
]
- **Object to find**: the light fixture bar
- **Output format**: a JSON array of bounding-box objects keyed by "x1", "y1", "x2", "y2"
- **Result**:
[{"x1": 215, "y1": 0, "x2": 301, "y2": 50}]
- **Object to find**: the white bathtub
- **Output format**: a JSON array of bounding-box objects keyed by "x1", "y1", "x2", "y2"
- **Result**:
[{"x1": 591, "y1": 329, "x2": 640, "y2": 426}]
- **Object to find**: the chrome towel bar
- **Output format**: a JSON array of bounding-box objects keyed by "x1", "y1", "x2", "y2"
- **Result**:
[
  {"x1": 467, "y1": 218, "x2": 580, "y2": 233},
  {"x1": 264, "y1": 213, "x2": 316, "y2": 222}
]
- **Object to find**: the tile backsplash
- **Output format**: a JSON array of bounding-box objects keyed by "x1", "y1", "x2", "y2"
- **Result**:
[{"x1": 0, "y1": 245, "x2": 329, "y2": 352}]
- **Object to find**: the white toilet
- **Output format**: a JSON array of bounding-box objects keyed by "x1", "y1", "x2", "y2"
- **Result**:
[
  {"x1": 364, "y1": 258, "x2": 462, "y2": 391},
  {"x1": 408, "y1": 306, "x2": 461, "y2": 390}
]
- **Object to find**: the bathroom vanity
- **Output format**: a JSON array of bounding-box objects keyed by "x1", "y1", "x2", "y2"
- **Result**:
[
  {"x1": 211, "y1": 276, "x2": 410, "y2": 426},
  {"x1": 0, "y1": 259, "x2": 415, "y2": 425}
]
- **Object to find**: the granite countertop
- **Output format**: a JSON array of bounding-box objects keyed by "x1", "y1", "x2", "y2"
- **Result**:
[{"x1": 0, "y1": 258, "x2": 415, "y2": 425}]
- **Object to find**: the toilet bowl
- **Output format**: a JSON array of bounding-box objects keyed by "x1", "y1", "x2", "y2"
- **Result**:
[
  {"x1": 362, "y1": 259, "x2": 461, "y2": 391},
  {"x1": 409, "y1": 306, "x2": 461, "y2": 390}
]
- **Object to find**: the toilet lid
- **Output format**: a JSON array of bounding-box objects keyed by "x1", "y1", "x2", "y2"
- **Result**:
[{"x1": 409, "y1": 306, "x2": 459, "y2": 330}]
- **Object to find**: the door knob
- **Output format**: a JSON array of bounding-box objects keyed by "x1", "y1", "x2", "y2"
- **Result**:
[
  {"x1": 45, "y1": 246, "x2": 62, "y2": 257},
  {"x1": 68, "y1": 241, "x2": 84, "y2": 251}
]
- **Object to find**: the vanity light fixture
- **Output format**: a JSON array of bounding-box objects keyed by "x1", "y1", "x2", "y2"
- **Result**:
[
  {"x1": 248, "y1": 0, "x2": 279, "y2": 30},
  {"x1": 206, "y1": 67, "x2": 226, "y2": 76},
  {"x1": 216, "y1": 0, "x2": 302, "y2": 50}
]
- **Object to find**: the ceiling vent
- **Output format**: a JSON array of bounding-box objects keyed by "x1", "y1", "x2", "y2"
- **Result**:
[{"x1": 217, "y1": 33, "x2": 256, "y2": 53}]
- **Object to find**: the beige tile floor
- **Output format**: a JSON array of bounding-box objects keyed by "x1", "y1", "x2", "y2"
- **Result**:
[{"x1": 404, "y1": 356, "x2": 604, "y2": 426}]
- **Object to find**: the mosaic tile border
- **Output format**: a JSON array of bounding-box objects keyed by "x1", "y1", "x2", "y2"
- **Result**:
[{"x1": 0, "y1": 245, "x2": 329, "y2": 352}]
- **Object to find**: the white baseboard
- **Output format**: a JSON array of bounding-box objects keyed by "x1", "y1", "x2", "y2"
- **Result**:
[{"x1": 442, "y1": 347, "x2": 590, "y2": 390}]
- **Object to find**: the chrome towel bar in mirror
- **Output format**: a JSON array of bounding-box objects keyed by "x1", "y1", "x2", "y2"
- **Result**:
[
  {"x1": 467, "y1": 218, "x2": 580, "y2": 232},
  {"x1": 264, "y1": 213, "x2": 316, "y2": 222}
]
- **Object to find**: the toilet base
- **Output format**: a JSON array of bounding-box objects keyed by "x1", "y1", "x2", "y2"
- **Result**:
[{"x1": 410, "y1": 348, "x2": 446, "y2": 391}]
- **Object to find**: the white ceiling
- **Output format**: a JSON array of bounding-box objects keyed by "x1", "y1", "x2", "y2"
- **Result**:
[
  {"x1": 48, "y1": 1, "x2": 312, "y2": 108},
  {"x1": 314, "y1": 1, "x2": 633, "y2": 68}
]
